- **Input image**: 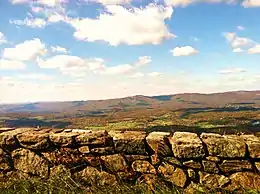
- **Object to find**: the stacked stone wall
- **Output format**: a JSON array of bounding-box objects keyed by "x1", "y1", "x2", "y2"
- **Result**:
[{"x1": 0, "y1": 127, "x2": 259, "y2": 192}]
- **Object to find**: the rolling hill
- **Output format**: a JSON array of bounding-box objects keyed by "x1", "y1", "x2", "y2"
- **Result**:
[{"x1": 0, "y1": 90, "x2": 259, "y2": 115}]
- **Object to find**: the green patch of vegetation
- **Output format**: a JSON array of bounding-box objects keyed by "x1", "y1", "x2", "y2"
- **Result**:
[{"x1": 136, "y1": 100, "x2": 151, "y2": 106}]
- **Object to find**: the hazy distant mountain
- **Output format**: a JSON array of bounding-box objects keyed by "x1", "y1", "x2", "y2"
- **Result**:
[{"x1": 0, "y1": 90, "x2": 259, "y2": 114}]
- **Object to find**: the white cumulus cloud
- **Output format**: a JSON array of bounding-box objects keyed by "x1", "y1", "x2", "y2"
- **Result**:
[
  {"x1": 51, "y1": 45, "x2": 68, "y2": 53},
  {"x1": 248, "y1": 45, "x2": 260, "y2": 54},
  {"x1": 10, "y1": 18, "x2": 47, "y2": 28},
  {"x1": 224, "y1": 32, "x2": 255, "y2": 52},
  {"x1": 10, "y1": 0, "x2": 67, "y2": 7},
  {"x1": 2, "y1": 38, "x2": 47, "y2": 61},
  {"x1": 170, "y1": 46, "x2": 199, "y2": 56},
  {"x1": 242, "y1": 0, "x2": 260, "y2": 7},
  {"x1": 66, "y1": 4, "x2": 174, "y2": 46}
]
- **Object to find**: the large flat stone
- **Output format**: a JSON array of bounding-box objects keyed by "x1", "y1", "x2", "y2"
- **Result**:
[
  {"x1": 169, "y1": 132, "x2": 205, "y2": 159},
  {"x1": 0, "y1": 128, "x2": 32, "y2": 148},
  {"x1": 50, "y1": 132, "x2": 78, "y2": 147},
  {"x1": 75, "y1": 130, "x2": 113, "y2": 146},
  {"x1": 16, "y1": 131, "x2": 50, "y2": 150},
  {"x1": 219, "y1": 160, "x2": 252, "y2": 173},
  {"x1": 109, "y1": 131, "x2": 147, "y2": 155},
  {"x1": 201, "y1": 133, "x2": 246, "y2": 158},
  {"x1": 241, "y1": 135, "x2": 260, "y2": 158},
  {"x1": 146, "y1": 132, "x2": 173, "y2": 156}
]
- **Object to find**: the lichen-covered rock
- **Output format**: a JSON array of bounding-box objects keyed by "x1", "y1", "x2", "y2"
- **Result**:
[
  {"x1": 202, "y1": 160, "x2": 219, "y2": 173},
  {"x1": 169, "y1": 132, "x2": 205, "y2": 159},
  {"x1": 76, "y1": 166, "x2": 117, "y2": 186},
  {"x1": 78, "y1": 146, "x2": 90, "y2": 154},
  {"x1": 227, "y1": 172, "x2": 260, "y2": 191},
  {"x1": 255, "y1": 162, "x2": 260, "y2": 172},
  {"x1": 206, "y1": 156, "x2": 220, "y2": 163},
  {"x1": 241, "y1": 135, "x2": 260, "y2": 158},
  {"x1": 199, "y1": 172, "x2": 230, "y2": 189},
  {"x1": 187, "y1": 169, "x2": 196, "y2": 180},
  {"x1": 124, "y1": 155, "x2": 149, "y2": 164},
  {"x1": 50, "y1": 132, "x2": 78, "y2": 147},
  {"x1": 16, "y1": 132, "x2": 50, "y2": 150},
  {"x1": 12, "y1": 148, "x2": 49, "y2": 178},
  {"x1": 0, "y1": 148, "x2": 11, "y2": 171},
  {"x1": 101, "y1": 154, "x2": 128, "y2": 173},
  {"x1": 151, "y1": 154, "x2": 160, "y2": 165},
  {"x1": 158, "y1": 162, "x2": 187, "y2": 187},
  {"x1": 43, "y1": 148, "x2": 86, "y2": 169},
  {"x1": 132, "y1": 160, "x2": 156, "y2": 174},
  {"x1": 109, "y1": 131, "x2": 147, "y2": 155},
  {"x1": 219, "y1": 160, "x2": 252, "y2": 173},
  {"x1": 0, "y1": 128, "x2": 31, "y2": 148},
  {"x1": 183, "y1": 160, "x2": 202, "y2": 169},
  {"x1": 75, "y1": 130, "x2": 113, "y2": 146},
  {"x1": 201, "y1": 133, "x2": 246, "y2": 158},
  {"x1": 163, "y1": 157, "x2": 182, "y2": 166},
  {"x1": 91, "y1": 147, "x2": 114, "y2": 154},
  {"x1": 146, "y1": 132, "x2": 172, "y2": 156}
]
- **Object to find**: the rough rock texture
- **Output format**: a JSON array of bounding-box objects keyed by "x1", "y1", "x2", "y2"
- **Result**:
[
  {"x1": 169, "y1": 132, "x2": 205, "y2": 159},
  {"x1": 109, "y1": 131, "x2": 147, "y2": 155},
  {"x1": 146, "y1": 132, "x2": 172, "y2": 156},
  {"x1": 76, "y1": 166, "x2": 117, "y2": 186},
  {"x1": 12, "y1": 148, "x2": 49, "y2": 178},
  {"x1": 42, "y1": 148, "x2": 85, "y2": 168},
  {"x1": 0, "y1": 148, "x2": 11, "y2": 171},
  {"x1": 219, "y1": 160, "x2": 252, "y2": 173},
  {"x1": 255, "y1": 162, "x2": 260, "y2": 171},
  {"x1": 132, "y1": 160, "x2": 156, "y2": 174},
  {"x1": 242, "y1": 135, "x2": 260, "y2": 158},
  {"x1": 199, "y1": 172, "x2": 230, "y2": 189},
  {"x1": 201, "y1": 133, "x2": 246, "y2": 158},
  {"x1": 101, "y1": 154, "x2": 128, "y2": 173},
  {"x1": 158, "y1": 162, "x2": 187, "y2": 187},
  {"x1": 187, "y1": 168, "x2": 196, "y2": 180},
  {"x1": 183, "y1": 160, "x2": 202, "y2": 169},
  {"x1": 227, "y1": 172, "x2": 260, "y2": 191},
  {"x1": 75, "y1": 130, "x2": 112, "y2": 146},
  {"x1": 202, "y1": 160, "x2": 219, "y2": 173},
  {"x1": 17, "y1": 131, "x2": 50, "y2": 150},
  {"x1": 124, "y1": 155, "x2": 149, "y2": 164},
  {"x1": 0, "y1": 128, "x2": 259, "y2": 192},
  {"x1": 50, "y1": 132, "x2": 78, "y2": 147}
]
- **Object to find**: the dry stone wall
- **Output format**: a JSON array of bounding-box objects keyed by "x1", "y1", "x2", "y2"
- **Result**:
[{"x1": 0, "y1": 127, "x2": 260, "y2": 192}]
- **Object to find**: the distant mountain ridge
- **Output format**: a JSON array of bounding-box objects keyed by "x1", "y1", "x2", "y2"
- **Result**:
[{"x1": 0, "y1": 90, "x2": 259, "y2": 114}]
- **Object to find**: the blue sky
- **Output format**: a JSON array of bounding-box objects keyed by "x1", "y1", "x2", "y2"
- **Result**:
[{"x1": 0, "y1": 0, "x2": 260, "y2": 103}]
